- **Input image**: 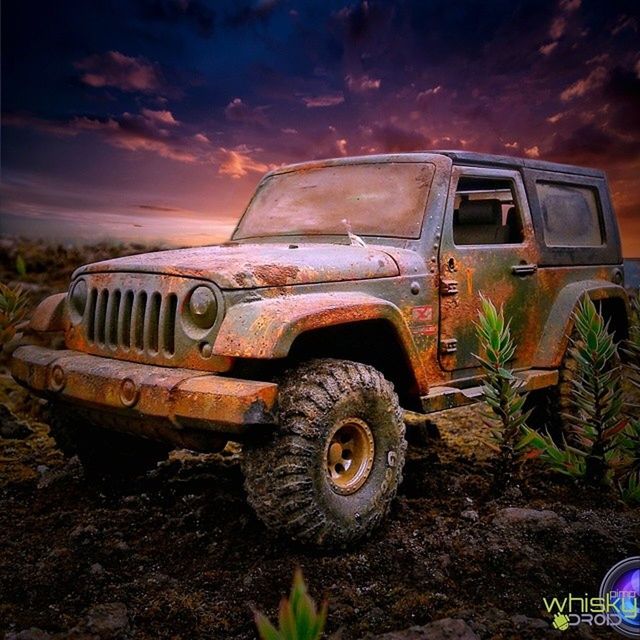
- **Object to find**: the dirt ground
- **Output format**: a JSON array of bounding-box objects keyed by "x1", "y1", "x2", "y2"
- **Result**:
[{"x1": 1, "y1": 239, "x2": 639, "y2": 640}]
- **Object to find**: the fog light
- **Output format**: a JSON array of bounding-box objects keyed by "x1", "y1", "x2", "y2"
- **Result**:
[
  {"x1": 120, "y1": 378, "x2": 139, "y2": 407},
  {"x1": 50, "y1": 365, "x2": 66, "y2": 392}
]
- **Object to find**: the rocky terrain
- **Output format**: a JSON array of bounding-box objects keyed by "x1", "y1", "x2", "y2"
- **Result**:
[{"x1": 1, "y1": 238, "x2": 638, "y2": 639}]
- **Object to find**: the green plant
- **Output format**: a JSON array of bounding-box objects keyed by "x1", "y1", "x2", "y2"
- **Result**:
[
  {"x1": 0, "y1": 282, "x2": 30, "y2": 348},
  {"x1": 622, "y1": 290, "x2": 640, "y2": 395},
  {"x1": 15, "y1": 254, "x2": 27, "y2": 278},
  {"x1": 254, "y1": 569, "x2": 327, "y2": 640},
  {"x1": 474, "y1": 295, "x2": 531, "y2": 489},
  {"x1": 618, "y1": 290, "x2": 640, "y2": 503},
  {"x1": 519, "y1": 296, "x2": 626, "y2": 486}
]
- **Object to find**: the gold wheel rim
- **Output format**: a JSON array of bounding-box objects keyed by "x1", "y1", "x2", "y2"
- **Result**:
[{"x1": 325, "y1": 418, "x2": 375, "y2": 495}]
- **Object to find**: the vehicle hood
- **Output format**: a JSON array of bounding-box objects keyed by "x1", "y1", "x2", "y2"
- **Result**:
[{"x1": 74, "y1": 242, "x2": 400, "y2": 289}]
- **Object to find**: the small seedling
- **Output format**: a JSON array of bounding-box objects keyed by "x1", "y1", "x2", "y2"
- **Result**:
[{"x1": 254, "y1": 569, "x2": 327, "y2": 640}]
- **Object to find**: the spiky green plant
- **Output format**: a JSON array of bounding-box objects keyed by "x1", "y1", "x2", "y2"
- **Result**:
[
  {"x1": 618, "y1": 290, "x2": 640, "y2": 503},
  {"x1": 474, "y1": 295, "x2": 531, "y2": 489},
  {"x1": 254, "y1": 569, "x2": 327, "y2": 640},
  {"x1": 622, "y1": 290, "x2": 640, "y2": 396},
  {"x1": 520, "y1": 296, "x2": 626, "y2": 486},
  {"x1": 0, "y1": 283, "x2": 30, "y2": 348}
]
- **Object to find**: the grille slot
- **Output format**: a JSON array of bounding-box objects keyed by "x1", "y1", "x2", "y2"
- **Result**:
[{"x1": 85, "y1": 286, "x2": 177, "y2": 358}]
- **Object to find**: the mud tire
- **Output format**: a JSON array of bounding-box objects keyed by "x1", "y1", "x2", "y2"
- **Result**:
[
  {"x1": 48, "y1": 403, "x2": 170, "y2": 482},
  {"x1": 527, "y1": 330, "x2": 621, "y2": 442},
  {"x1": 242, "y1": 359, "x2": 406, "y2": 547}
]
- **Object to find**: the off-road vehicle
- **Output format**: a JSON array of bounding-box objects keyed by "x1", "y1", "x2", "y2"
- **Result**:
[{"x1": 12, "y1": 151, "x2": 639, "y2": 546}]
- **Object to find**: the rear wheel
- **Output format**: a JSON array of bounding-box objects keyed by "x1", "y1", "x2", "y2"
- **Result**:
[
  {"x1": 527, "y1": 328, "x2": 621, "y2": 442},
  {"x1": 48, "y1": 404, "x2": 171, "y2": 483},
  {"x1": 242, "y1": 358, "x2": 406, "y2": 547}
]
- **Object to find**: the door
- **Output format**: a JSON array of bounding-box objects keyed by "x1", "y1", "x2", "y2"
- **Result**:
[{"x1": 438, "y1": 167, "x2": 540, "y2": 373}]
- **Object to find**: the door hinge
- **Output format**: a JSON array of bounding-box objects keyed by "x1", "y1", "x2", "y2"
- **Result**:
[
  {"x1": 440, "y1": 338, "x2": 458, "y2": 354},
  {"x1": 440, "y1": 279, "x2": 459, "y2": 295}
]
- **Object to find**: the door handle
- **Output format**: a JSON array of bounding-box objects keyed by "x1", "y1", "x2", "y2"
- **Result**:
[{"x1": 511, "y1": 263, "x2": 538, "y2": 276}]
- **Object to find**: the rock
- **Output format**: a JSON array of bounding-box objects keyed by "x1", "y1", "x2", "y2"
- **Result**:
[
  {"x1": 461, "y1": 509, "x2": 479, "y2": 522},
  {"x1": 0, "y1": 404, "x2": 33, "y2": 439},
  {"x1": 5, "y1": 629, "x2": 51, "y2": 640},
  {"x1": 90, "y1": 562, "x2": 104, "y2": 575},
  {"x1": 511, "y1": 614, "x2": 549, "y2": 630},
  {"x1": 37, "y1": 458, "x2": 82, "y2": 489},
  {"x1": 369, "y1": 618, "x2": 479, "y2": 639},
  {"x1": 492, "y1": 507, "x2": 566, "y2": 529},
  {"x1": 75, "y1": 602, "x2": 130, "y2": 637}
]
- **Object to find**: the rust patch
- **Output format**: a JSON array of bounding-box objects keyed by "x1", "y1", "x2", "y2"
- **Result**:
[{"x1": 251, "y1": 264, "x2": 301, "y2": 287}]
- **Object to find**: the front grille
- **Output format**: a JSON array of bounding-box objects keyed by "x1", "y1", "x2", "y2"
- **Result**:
[{"x1": 85, "y1": 286, "x2": 178, "y2": 356}]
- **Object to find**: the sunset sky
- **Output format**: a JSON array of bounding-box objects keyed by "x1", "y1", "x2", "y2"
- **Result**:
[{"x1": 1, "y1": 0, "x2": 639, "y2": 254}]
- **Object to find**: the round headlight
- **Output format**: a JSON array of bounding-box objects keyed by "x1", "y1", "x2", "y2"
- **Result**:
[
  {"x1": 69, "y1": 279, "x2": 87, "y2": 321},
  {"x1": 188, "y1": 286, "x2": 217, "y2": 329}
]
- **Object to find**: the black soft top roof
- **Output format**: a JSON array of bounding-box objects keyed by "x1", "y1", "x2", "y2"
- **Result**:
[{"x1": 432, "y1": 150, "x2": 604, "y2": 178}]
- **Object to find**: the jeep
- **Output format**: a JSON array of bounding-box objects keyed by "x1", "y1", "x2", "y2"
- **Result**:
[{"x1": 12, "y1": 151, "x2": 639, "y2": 546}]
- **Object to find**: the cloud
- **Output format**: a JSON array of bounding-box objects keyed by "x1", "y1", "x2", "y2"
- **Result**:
[
  {"x1": 546, "y1": 112, "x2": 565, "y2": 124},
  {"x1": 217, "y1": 146, "x2": 273, "y2": 178},
  {"x1": 560, "y1": 66, "x2": 608, "y2": 101},
  {"x1": 4, "y1": 110, "x2": 207, "y2": 164},
  {"x1": 345, "y1": 74, "x2": 381, "y2": 93},
  {"x1": 560, "y1": 0, "x2": 581, "y2": 12},
  {"x1": 224, "y1": 98, "x2": 269, "y2": 126},
  {"x1": 549, "y1": 16, "x2": 567, "y2": 40},
  {"x1": 368, "y1": 123, "x2": 430, "y2": 153},
  {"x1": 302, "y1": 93, "x2": 345, "y2": 108},
  {"x1": 336, "y1": 138, "x2": 348, "y2": 155},
  {"x1": 1, "y1": 113, "x2": 79, "y2": 137},
  {"x1": 524, "y1": 146, "x2": 540, "y2": 158},
  {"x1": 539, "y1": 42, "x2": 558, "y2": 56},
  {"x1": 416, "y1": 85, "x2": 442, "y2": 106},
  {"x1": 193, "y1": 133, "x2": 210, "y2": 143},
  {"x1": 611, "y1": 15, "x2": 637, "y2": 36},
  {"x1": 75, "y1": 51, "x2": 163, "y2": 93},
  {"x1": 140, "y1": 109, "x2": 179, "y2": 126}
]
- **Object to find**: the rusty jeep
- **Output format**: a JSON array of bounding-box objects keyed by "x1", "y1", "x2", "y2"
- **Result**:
[{"x1": 12, "y1": 151, "x2": 637, "y2": 546}]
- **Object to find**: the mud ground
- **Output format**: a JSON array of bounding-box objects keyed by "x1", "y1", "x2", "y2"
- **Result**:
[{"x1": 1, "y1": 239, "x2": 639, "y2": 639}]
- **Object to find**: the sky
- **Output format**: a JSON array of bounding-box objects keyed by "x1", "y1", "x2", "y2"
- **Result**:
[{"x1": 1, "y1": 0, "x2": 639, "y2": 254}]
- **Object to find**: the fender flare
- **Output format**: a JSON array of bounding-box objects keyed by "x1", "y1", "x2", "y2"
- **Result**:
[
  {"x1": 28, "y1": 293, "x2": 69, "y2": 333},
  {"x1": 533, "y1": 280, "x2": 630, "y2": 368},
  {"x1": 213, "y1": 292, "x2": 429, "y2": 392}
]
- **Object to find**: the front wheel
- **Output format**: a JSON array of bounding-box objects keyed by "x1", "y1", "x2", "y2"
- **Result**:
[{"x1": 242, "y1": 359, "x2": 407, "y2": 547}]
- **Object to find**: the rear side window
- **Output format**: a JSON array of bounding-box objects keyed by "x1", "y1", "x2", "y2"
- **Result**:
[{"x1": 536, "y1": 182, "x2": 603, "y2": 247}]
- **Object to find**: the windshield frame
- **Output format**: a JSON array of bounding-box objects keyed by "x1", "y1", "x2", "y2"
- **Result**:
[{"x1": 232, "y1": 159, "x2": 436, "y2": 242}]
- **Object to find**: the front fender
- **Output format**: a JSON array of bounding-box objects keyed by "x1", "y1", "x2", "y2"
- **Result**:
[
  {"x1": 533, "y1": 280, "x2": 630, "y2": 368},
  {"x1": 213, "y1": 292, "x2": 428, "y2": 389},
  {"x1": 28, "y1": 293, "x2": 69, "y2": 333}
]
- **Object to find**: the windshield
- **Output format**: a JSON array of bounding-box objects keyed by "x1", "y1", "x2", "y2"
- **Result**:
[{"x1": 233, "y1": 162, "x2": 434, "y2": 240}]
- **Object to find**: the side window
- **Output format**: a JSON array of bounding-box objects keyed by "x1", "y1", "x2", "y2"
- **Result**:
[
  {"x1": 453, "y1": 177, "x2": 525, "y2": 246},
  {"x1": 536, "y1": 181, "x2": 603, "y2": 247}
]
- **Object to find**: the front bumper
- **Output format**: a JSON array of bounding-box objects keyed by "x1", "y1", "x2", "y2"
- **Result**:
[{"x1": 11, "y1": 345, "x2": 278, "y2": 450}]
